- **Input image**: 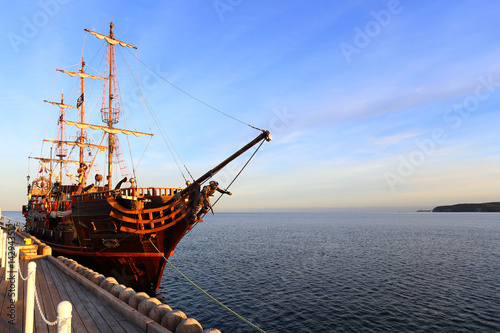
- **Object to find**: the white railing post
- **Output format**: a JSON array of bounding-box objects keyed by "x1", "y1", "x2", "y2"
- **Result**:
[
  {"x1": 2, "y1": 232, "x2": 8, "y2": 274},
  {"x1": 9, "y1": 247, "x2": 19, "y2": 302},
  {"x1": 57, "y1": 301, "x2": 72, "y2": 333},
  {"x1": 24, "y1": 261, "x2": 36, "y2": 333},
  {"x1": 0, "y1": 229, "x2": 4, "y2": 267}
]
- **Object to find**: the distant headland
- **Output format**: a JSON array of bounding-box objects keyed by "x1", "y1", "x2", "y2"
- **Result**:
[{"x1": 432, "y1": 202, "x2": 500, "y2": 212}]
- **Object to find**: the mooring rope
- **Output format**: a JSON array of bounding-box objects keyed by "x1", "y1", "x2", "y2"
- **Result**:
[{"x1": 148, "y1": 239, "x2": 267, "y2": 333}]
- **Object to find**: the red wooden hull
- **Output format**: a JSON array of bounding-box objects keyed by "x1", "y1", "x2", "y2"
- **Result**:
[{"x1": 25, "y1": 186, "x2": 197, "y2": 293}]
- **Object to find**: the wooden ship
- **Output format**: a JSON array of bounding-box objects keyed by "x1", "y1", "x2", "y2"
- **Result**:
[{"x1": 22, "y1": 23, "x2": 271, "y2": 293}]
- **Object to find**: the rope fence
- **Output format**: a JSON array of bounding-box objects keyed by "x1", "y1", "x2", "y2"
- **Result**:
[{"x1": 0, "y1": 227, "x2": 72, "y2": 333}]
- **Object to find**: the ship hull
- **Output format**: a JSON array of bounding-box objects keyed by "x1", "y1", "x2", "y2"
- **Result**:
[
  {"x1": 50, "y1": 248, "x2": 167, "y2": 292},
  {"x1": 24, "y1": 186, "x2": 197, "y2": 293}
]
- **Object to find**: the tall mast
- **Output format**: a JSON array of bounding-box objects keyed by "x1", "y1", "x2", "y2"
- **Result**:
[
  {"x1": 57, "y1": 93, "x2": 66, "y2": 183},
  {"x1": 107, "y1": 22, "x2": 115, "y2": 191},
  {"x1": 79, "y1": 58, "x2": 85, "y2": 165},
  {"x1": 56, "y1": 58, "x2": 106, "y2": 185},
  {"x1": 50, "y1": 146, "x2": 53, "y2": 185},
  {"x1": 83, "y1": 22, "x2": 138, "y2": 191},
  {"x1": 42, "y1": 95, "x2": 76, "y2": 185}
]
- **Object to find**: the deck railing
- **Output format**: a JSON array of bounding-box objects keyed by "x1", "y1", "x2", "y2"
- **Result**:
[{"x1": 72, "y1": 186, "x2": 184, "y2": 203}]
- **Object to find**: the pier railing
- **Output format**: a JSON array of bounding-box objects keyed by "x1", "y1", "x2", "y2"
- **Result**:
[
  {"x1": 0, "y1": 214, "x2": 24, "y2": 230},
  {"x1": 0, "y1": 227, "x2": 72, "y2": 333}
]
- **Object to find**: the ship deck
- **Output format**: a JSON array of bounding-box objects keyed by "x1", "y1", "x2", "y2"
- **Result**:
[{"x1": 0, "y1": 256, "x2": 163, "y2": 333}]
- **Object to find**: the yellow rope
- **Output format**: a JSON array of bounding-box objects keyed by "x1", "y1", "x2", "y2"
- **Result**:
[{"x1": 148, "y1": 240, "x2": 267, "y2": 333}]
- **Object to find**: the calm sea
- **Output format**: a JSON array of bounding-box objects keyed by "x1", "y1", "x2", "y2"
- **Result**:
[{"x1": 4, "y1": 211, "x2": 499, "y2": 332}]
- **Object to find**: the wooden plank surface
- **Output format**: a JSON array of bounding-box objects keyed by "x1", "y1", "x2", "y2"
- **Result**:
[
  {"x1": 0, "y1": 266, "x2": 21, "y2": 333},
  {"x1": 0, "y1": 257, "x2": 145, "y2": 333},
  {"x1": 0, "y1": 262, "x2": 24, "y2": 332}
]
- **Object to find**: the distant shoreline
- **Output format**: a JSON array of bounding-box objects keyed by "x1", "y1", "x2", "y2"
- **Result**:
[{"x1": 432, "y1": 202, "x2": 500, "y2": 212}]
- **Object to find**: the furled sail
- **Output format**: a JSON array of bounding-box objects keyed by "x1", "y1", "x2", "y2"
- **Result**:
[
  {"x1": 44, "y1": 100, "x2": 76, "y2": 109},
  {"x1": 38, "y1": 161, "x2": 59, "y2": 180},
  {"x1": 29, "y1": 156, "x2": 80, "y2": 165},
  {"x1": 84, "y1": 29, "x2": 137, "y2": 49},
  {"x1": 57, "y1": 69, "x2": 106, "y2": 80},
  {"x1": 43, "y1": 139, "x2": 108, "y2": 153},
  {"x1": 62, "y1": 120, "x2": 152, "y2": 137}
]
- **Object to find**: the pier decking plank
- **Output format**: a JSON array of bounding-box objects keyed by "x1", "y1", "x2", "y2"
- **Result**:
[
  {"x1": 38, "y1": 258, "x2": 88, "y2": 333},
  {"x1": 0, "y1": 266, "x2": 21, "y2": 332},
  {"x1": 48, "y1": 259, "x2": 137, "y2": 333},
  {"x1": 36, "y1": 258, "x2": 65, "y2": 332},
  {"x1": 1, "y1": 256, "x2": 148, "y2": 333},
  {"x1": 0, "y1": 262, "x2": 25, "y2": 333},
  {"x1": 16, "y1": 260, "x2": 25, "y2": 333}
]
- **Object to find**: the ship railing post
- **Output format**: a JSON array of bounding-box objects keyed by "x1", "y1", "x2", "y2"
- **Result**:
[
  {"x1": 24, "y1": 261, "x2": 36, "y2": 333},
  {"x1": 57, "y1": 301, "x2": 72, "y2": 333}
]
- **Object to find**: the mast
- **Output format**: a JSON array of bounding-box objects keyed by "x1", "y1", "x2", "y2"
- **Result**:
[
  {"x1": 56, "y1": 58, "x2": 107, "y2": 185},
  {"x1": 50, "y1": 147, "x2": 53, "y2": 185},
  {"x1": 42, "y1": 96, "x2": 76, "y2": 185},
  {"x1": 84, "y1": 22, "x2": 137, "y2": 191},
  {"x1": 56, "y1": 93, "x2": 66, "y2": 183},
  {"x1": 59, "y1": 94, "x2": 63, "y2": 182},
  {"x1": 79, "y1": 58, "x2": 85, "y2": 166},
  {"x1": 107, "y1": 22, "x2": 115, "y2": 191}
]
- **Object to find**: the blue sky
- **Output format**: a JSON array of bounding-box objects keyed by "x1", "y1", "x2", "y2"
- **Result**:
[{"x1": 1, "y1": 1, "x2": 499, "y2": 212}]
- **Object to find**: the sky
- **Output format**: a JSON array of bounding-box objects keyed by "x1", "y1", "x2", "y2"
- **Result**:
[{"x1": 1, "y1": 1, "x2": 499, "y2": 212}]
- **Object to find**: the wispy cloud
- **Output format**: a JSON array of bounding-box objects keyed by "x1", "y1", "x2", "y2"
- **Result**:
[{"x1": 369, "y1": 133, "x2": 419, "y2": 146}]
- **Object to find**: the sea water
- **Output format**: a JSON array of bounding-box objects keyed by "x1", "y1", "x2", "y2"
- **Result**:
[
  {"x1": 4, "y1": 211, "x2": 499, "y2": 332},
  {"x1": 159, "y1": 212, "x2": 500, "y2": 332}
]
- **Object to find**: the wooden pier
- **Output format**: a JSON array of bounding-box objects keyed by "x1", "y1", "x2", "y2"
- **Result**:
[
  {"x1": 0, "y1": 255, "x2": 166, "y2": 333},
  {"x1": 0, "y1": 214, "x2": 219, "y2": 333}
]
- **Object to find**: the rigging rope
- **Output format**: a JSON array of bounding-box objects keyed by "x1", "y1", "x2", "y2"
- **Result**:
[
  {"x1": 128, "y1": 49, "x2": 264, "y2": 132},
  {"x1": 187, "y1": 137, "x2": 266, "y2": 235},
  {"x1": 213, "y1": 138, "x2": 265, "y2": 207},
  {"x1": 133, "y1": 53, "x2": 195, "y2": 181},
  {"x1": 148, "y1": 240, "x2": 268, "y2": 333},
  {"x1": 116, "y1": 47, "x2": 193, "y2": 182}
]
